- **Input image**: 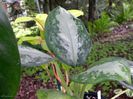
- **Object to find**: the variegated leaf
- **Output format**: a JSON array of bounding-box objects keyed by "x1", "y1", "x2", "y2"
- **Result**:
[
  {"x1": 18, "y1": 46, "x2": 54, "y2": 66},
  {"x1": 45, "y1": 6, "x2": 92, "y2": 66},
  {"x1": 71, "y1": 57, "x2": 132, "y2": 84}
]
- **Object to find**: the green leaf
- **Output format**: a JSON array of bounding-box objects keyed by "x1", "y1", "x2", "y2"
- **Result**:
[
  {"x1": 15, "y1": 16, "x2": 34, "y2": 23},
  {"x1": 71, "y1": 57, "x2": 132, "y2": 85},
  {"x1": 35, "y1": 14, "x2": 48, "y2": 31},
  {"x1": 19, "y1": 45, "x2": 54, "y2": 66},
  {"x1": 0, "y1": 6, "x2": 21, "y2": 99},
  {"x1": 45, "y1": 6, "x2": 92, "y2": 66},
  {"x1": 36, "y1": 89, "x2": 77, "y2": 99},
  {"x1": 96, "y1": 0, "x2": 107, "y2": 14},
  {"x1": 68, "y1": 10, "x2": 84, "y2": 17},
  {"x1": 15, "y1": 28, "x2": 34, "y2": 38},
  {"x1": 41, "y1": 39, "x2": 50, "y2": 51},
  {"x1": 17, "y1": 36, "x2": 42, "y2": 45},
  {"x1": 69, "y1": 82, "x2": 93, "y2": 98}
]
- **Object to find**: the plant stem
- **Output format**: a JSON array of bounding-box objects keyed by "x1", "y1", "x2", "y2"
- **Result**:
[
  {"x1": 111, "y1": 89, "x2": 129, "y2": 99},
  {"x1": 40, "y1": 31, "x2": 44, "y2": 39},
  {"x1": 65, "y1": 70, "x2": 69, "y2": 85},
  {"x1": 41, "y1": 65, "x2": 53, "y2": 81},
  {"x1": 119, "y1": 81, "x2": 133, "y2": 90},
  {"x1": 80, "y1": 84, "x2": 87, "y2": 98},
  {"x1": 51, "y1": 63, "x2": 73, "y2": 96}
]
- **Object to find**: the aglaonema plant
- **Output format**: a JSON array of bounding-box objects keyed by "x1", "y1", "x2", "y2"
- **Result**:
[
  {"x1": 13, "y1": 9, "x2": 84, "y2": 56},
  {"x1": 31, "y1": 6, "x2": 133, "y2": 99},
  {"x1": 17, "y1": 6, "x2": 133, "y2": 99},
  {"x1": 0, "y1": 6, "x2": 21, "y2": 99},
  {"x1": 14, "y1": 9, "x2": 84, "y2": 39}
]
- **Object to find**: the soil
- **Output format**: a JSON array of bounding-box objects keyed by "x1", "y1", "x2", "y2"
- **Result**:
[
  {"x1": 94, "y1": 22, "x2": 133, "y2": 43},
  {"x1": 15, "y1": 76, "x2": 56, "y2": 99},
  {"x1": 95, "y1": 81, "x2": 133, "y2": 99},
  {"x1": 16, "y1": 22, "x2": 133, "y2": 99}
]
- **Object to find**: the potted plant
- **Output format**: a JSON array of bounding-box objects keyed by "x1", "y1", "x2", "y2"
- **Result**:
[{"x1": 34, "y1": 6, "x2": 133, "y2": 99}]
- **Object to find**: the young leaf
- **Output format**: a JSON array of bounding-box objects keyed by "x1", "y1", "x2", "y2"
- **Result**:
[
  {"x1": 0, "y1": 6, "x2": 21, "y2": 99},
  {"x1": 68, "y1": 10, "x2": 84, "y2": 17},
  {"x1": 19, "y1": 45, "x2": 54, "y2": 66},
  {"x1": 35, "y1": 14, "x2": 48, "y2": 31},
  {"x1": 36, "y1": 89, "x2": 78, "y2": 99},
  {"x1": 45, "y1": 6, "x2": 92, "y2": 66},
  {"x1": 71, "y1": 57, "x2": 132, "y2": 85}
]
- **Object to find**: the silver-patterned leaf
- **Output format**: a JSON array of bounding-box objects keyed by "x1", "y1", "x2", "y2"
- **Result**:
[
  {"x1": 45, "y1": 6, "x2": 92, "y2": 66},
  {"x1": 18, "y1": 45, "x2": 54, "y2": 66},
  {"x1": 71, "y1": 57, "x2": 132, "y2": 84}
]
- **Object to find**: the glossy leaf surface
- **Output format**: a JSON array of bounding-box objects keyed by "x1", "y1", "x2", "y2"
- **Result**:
[
  {"x1": 45, "y1": 6, "x2": 91, "y2": 66},
  {"x1": 19, "y1": 46, "x2": 54, "y2": 66},
  {"x1": 37, "y1": 89, "x2": 77, "y2": 99},
  {"x1": 0, "y1": 6, "x2": 21, "y2": 99},
  {"x1": 71, "y1": 57, "x2": 132, "y2": 84}
]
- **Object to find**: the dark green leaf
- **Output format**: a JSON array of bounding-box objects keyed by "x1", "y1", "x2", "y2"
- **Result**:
[
  {"x1": 45, "y1": 6, "x2": 92, "y2": 66},
  {"x1": 19, "y1": 45, "x2": 54, "y2": 66},
  {"x1": 0, "y1": 6, "x2": 21, "y2": 99},
  {"x1": 71, "y1": 57, "x2": 132, "y2": 85}
]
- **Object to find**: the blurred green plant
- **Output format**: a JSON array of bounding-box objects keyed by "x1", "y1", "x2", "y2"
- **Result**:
[
  {"x1": 24, "y1": 0, "x2": 37, "y2": 15},
  {"x1": 109, "y1": 2, "x2": 133, "y2": 23},
  {"x1": 96, "y1": 81, "x2": 119, "y2": 98},
  {"x1": 22, "y1": 65, "x2": 55, "y2": 83},
  {"x1": 87, "y1": 41, "x2": 133, "y2": 66},
  {"x1": 88, "y1": 12, "x2": 118, "y2": 37}
]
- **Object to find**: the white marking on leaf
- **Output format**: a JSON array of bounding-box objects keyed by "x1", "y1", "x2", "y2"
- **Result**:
[{"x1": 56, "y1": 8, "x2": 79, "y2": 65}]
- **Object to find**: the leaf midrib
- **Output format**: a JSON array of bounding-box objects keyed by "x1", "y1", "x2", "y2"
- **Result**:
[{"x1": 59, "y1": 10, "x2": 78, "y2": 65}]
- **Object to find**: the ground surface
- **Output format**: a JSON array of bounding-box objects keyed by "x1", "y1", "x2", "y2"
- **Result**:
[{"x1": 16, "y1": 76, "x2": 56, "y2": 99}]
